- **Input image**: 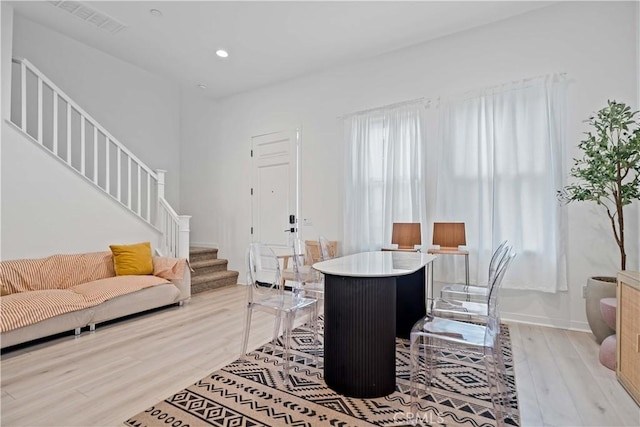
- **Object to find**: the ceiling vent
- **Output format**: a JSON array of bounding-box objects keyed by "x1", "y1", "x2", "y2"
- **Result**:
[{"x1": 48, "y1": 1, "x2": 127, "y2": 35}]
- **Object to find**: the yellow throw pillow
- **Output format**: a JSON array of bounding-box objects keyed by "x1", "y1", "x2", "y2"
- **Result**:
[{"x1": 109, "y1": 242, "x2": 153, "y2": 276}]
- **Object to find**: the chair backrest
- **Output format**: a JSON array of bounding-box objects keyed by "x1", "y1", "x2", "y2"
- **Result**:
[
  {"x1": 318, "y1": 236, "x2": 338, "y2": 260},
  {"x1": 246, "y1": 243, "x2": 282, "y2": 300},
  {"x1": 392, "y1": 223, "x2": 422, "y2": 249},
  {"x1": 291, "y1": 238, "x2": 321, "y2": 284},
  {"x1": 488, "y1": 240, "x2": 509, "y2": 282},
  {"x1": 304, "y1": 240, "x2": 323, "y2": 265},
  {"x1": 486, "y1": 249, "x2": 516, "y2": 337},
  {"x1": 432, "y1": 222, "x2": 466, "y2": 248}
]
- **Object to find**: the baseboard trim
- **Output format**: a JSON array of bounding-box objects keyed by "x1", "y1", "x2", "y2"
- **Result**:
[{"x1": 501, "y1": 311, "x2": 590, "y2": 333}]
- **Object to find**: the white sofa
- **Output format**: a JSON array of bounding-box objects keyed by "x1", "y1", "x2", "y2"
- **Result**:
[{"x1": 0, "y1": 251, "x2": 190, "y2": 349}]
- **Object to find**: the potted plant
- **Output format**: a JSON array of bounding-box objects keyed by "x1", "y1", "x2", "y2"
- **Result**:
[{"x1": 559, "y1": 100, "x2": 640, "y2": 343}]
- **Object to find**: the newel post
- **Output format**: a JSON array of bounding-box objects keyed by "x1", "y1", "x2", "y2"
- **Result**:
[
  {"x1": 178, "y1": 215, "x2": 192, "y2": 261},
  {"x1": 155, "y1": 169, "x2": 166, "y2": 200}
]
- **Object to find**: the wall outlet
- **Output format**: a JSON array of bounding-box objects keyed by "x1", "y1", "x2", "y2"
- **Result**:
[
  {"x1": 582, "y1": 285, "x2": 587, "y2": 298},
  {"x1": 303, "y1": 218, "x2": 313, "y2": 226}
]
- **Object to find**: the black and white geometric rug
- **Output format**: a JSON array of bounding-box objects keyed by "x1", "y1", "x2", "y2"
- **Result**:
[{"x1": 125, "y1": 319, "x2": 519, "y2": 427}]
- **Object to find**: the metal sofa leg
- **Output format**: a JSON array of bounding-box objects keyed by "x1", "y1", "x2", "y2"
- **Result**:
[
  {"x1": 89, "y1": 324, "x2": 96, "y2": 332},
  {"x1": 74, "y1": 327, "x2": 81, "y2": 336}
]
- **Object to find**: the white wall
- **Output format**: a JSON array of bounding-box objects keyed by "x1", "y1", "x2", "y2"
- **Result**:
[
  {"x1": 1, "y1": 12, "x2": 183, "y2": 260},
  {"x1": 11, "y1": 14, "x2": 182, "y2": 207},
  {"x1": 181, "y1": 1, "x2": 639, "y2": 330},
  {"x1": 1, "y1": 123, "x2": 161, "y2": 260},
  {"x1": 1, "y1": 3, "x2": 13, "y2": 122},
  {"x1": 0, "y1": 2, "x2": 15, "y2": 261}
]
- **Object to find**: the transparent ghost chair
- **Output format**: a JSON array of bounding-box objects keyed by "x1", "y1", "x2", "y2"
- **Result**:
[
  {"x1": 318, "y1": 236, "x2": 338, "y2": 261},
  {"x1": 281, "y1": 239, "x2": 322, "y2": 286},
  {"x1": 409, "y1": 250, "x2": 516, "y2": 427},
  {"x1": 289, "y1": 238, "x2": 325, "y2": 301},
  {"x1": 431, "y1": 241, "x2": 510, "y2": 319},
  {"x1": 241, "y1": 243, "x2": 318, "y2": 384}
]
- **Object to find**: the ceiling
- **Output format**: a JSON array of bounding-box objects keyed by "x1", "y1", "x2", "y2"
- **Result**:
[{"x1": 10, "y1": 1, "x2": 553, "y2": 99}]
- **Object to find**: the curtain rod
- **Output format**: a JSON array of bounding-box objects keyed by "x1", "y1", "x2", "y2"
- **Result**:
[
  {"x1": 337, "y1": 97, "x2": 427, "y2": 120},
  {"x1": 336, "y1": 72, "x2": 568, "y2": 120},
  {"x1": 460, "y1": 71, "x2": 568, "y2": 96}
]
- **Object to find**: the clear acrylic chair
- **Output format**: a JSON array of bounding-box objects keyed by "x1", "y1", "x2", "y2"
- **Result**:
[
  {"x1": 281, "y1": 239, "x2": 322, "y2": 286},
  {"x1": 318, "y1": 236, "x2": 338, "y2": 261},
  {"x1": 409, "y1": 250, "x2": 516, "y2": 426},
  {"x1": 291, "y1": 238, "x2": 325, "y2": 300},
  {"x1": 439, "y1": 240, "x2": 510, "y2": 303},
  {"x1": 432, "y1": 241, "x2": 511, "y2": 319},
  {"x1": 241, "y1": 243, "x2": 318, "y2": 384}
]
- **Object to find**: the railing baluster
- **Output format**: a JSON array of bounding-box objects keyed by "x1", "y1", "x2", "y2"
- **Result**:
[
  {"x1": 127, "y1": 156, "x2": 132, "y2": 209},
  {"x1": 137, "y1": 164, "x2": 141, "y2": 215},
  {"x1": 80, "y1": 117, "x2": 86, "y2": 175},
  {"x1": 146, "y1": 174, "x2": 151, "y2": 221},
  {"x1": 171, "y1": 220, "x2": 174, "y2": 257},
  {"x1": 66, "y1": 103, "x2": 72, "y2": 164},
  {"x1": 93, "y1": 126, "x2": 98, "y2": 184},
  {"x1": 37, "y1": 78, "x2": 43, "y2": 144},
  {"x1": 116, "y1": 147, "x2": 122, "y2": 202},
  {"x1": 52, "y1": 92, "x2": 58, "y2": 155},
  {"x1": 20, "y1": 62, "x2": 26, "y2": 132},
  {"x1": 105, "y1": 138, "x2": 110, "y2": 194}
]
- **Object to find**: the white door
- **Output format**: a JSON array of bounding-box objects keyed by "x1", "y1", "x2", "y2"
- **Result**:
[{"x1": 251, "y1": 129, "x2": 299, "y2": 249}]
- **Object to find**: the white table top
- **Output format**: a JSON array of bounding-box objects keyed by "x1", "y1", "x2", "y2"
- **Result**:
[{"x1": 312, "y1": 251, "x2": 436, "y2": 278}]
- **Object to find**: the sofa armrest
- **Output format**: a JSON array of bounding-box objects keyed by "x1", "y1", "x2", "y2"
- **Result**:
[
  {"x1": 153, "y1": 256, "x2": 191, "y2": 302},
  {"x1": 170, "y1": 267, "x2": 191, "y2": 301}
]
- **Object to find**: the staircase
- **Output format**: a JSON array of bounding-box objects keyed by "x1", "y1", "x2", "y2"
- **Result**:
[
  {"x1": 189, "y1": 247, "x2": 239, "y2": 294},
  {"x1": 9, "y1": 57, "x2": 190, "y2": 258}
]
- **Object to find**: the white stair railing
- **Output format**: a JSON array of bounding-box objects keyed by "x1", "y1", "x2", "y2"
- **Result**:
[
  {"x1": 156, "y1": 170, "x2": 191, "y2": 259},
  {"x1": 10, "y1": 58, "x2": 190, "y2": 259}
]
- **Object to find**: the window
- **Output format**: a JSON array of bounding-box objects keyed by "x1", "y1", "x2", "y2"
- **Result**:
[
  {"x1": 343, "y1": 104, "x2": 426, "y2": 254},
  {"x1": 434, "y1": 75, "x2": 568, "y2": 292}
]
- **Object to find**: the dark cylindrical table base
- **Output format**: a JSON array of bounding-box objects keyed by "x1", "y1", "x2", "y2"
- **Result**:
[{"x1": 324, "y1": 274, "x2": 396, "y2": 398}]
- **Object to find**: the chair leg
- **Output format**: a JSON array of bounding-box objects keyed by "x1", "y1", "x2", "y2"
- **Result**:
[
  {"x1": 311, "y1": 302, "x2": 319, "y2": 368},
  {"x1": 272, "y1": 312, "x2": 282, "y2": 349},
  {"x1": 409, "y1": 333, "x2": 422, "y2": 423},
  {"x1": 282, "y1": 312, "x2": 295, "y2": 385},
  {"x1": 494, "y1": 337, "x2": 514, "y2": 420},
  {"x1": 484, "y1": 352, "x2": 505, "y2": 427},
  {"x1": 240, "y1": 306, "x2": 253, "y2": 359}
]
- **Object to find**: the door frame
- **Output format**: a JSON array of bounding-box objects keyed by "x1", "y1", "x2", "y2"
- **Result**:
[{"x1": 250, "y1": 127, "x2": 301, "y2": 250}]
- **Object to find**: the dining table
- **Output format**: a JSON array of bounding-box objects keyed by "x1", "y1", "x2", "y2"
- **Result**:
[{"x1": 313, "y1": 251, "x2": 436, "y2": 398}]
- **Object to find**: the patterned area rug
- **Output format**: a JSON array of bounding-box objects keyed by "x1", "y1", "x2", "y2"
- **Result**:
[{"x1": 125, "y1": 319, "x2": 519, "y2": 427}]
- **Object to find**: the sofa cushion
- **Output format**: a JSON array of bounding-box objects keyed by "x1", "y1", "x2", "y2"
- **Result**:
[
  {"x1": 0, "y1": 252, "x2": 115, "y2": 294},
  {"x1": 109, "y1": 242, "x2": 153, "y2": 276},
  {"x1": 89, "y1": 284, "x2": 181, "y2": 325},
  {"x1": 70, "y1": 275, "x2": 170, "y2": 305},
  {"x1": 0, "y1": 289, "x2": 90, "y2": 332}
]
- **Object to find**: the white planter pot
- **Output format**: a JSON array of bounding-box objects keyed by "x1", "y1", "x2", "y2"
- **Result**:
[{"x1": 585, "y1": 276, "x2": 617, "y2": 344}]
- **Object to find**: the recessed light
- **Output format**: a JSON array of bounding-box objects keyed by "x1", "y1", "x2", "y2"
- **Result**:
[
  {"x1": 215, "y1": 49, "x2": 229, "y2": 58},
  {"x1": 149, "y1": 9, "x2": 163, "y2": 18},
  {"x1": 197, "y1": 84, "x2": 207, "y2": 89}
]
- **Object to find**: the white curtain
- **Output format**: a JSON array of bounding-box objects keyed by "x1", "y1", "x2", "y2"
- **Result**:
[
  {"x1": 344, "y1": 103, "x2": 426, "y2": 254},
  {"x1": 433, "y1": 74, "x2": 568, "y2": 292}
]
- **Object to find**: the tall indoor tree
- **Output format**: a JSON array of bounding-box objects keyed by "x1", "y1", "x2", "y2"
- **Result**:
[{"x1": 559, "y1": 100, "x2": 640, "y2": 271}]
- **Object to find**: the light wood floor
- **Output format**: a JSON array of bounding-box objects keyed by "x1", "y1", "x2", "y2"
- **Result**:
[{"x1": 1, "y1": 285, "x2": 638, "y2": 427}]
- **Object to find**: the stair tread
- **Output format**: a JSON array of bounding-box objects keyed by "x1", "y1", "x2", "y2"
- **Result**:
[
  {"x1": 191, "y1": 270, "x2": 239, "y2": 285},
  {"x1": 190, "y1": 258, "x2": 228, "y2": 268},
  {"x1": 190, "y1": 246, "x2": 218, "y2": 254}
]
